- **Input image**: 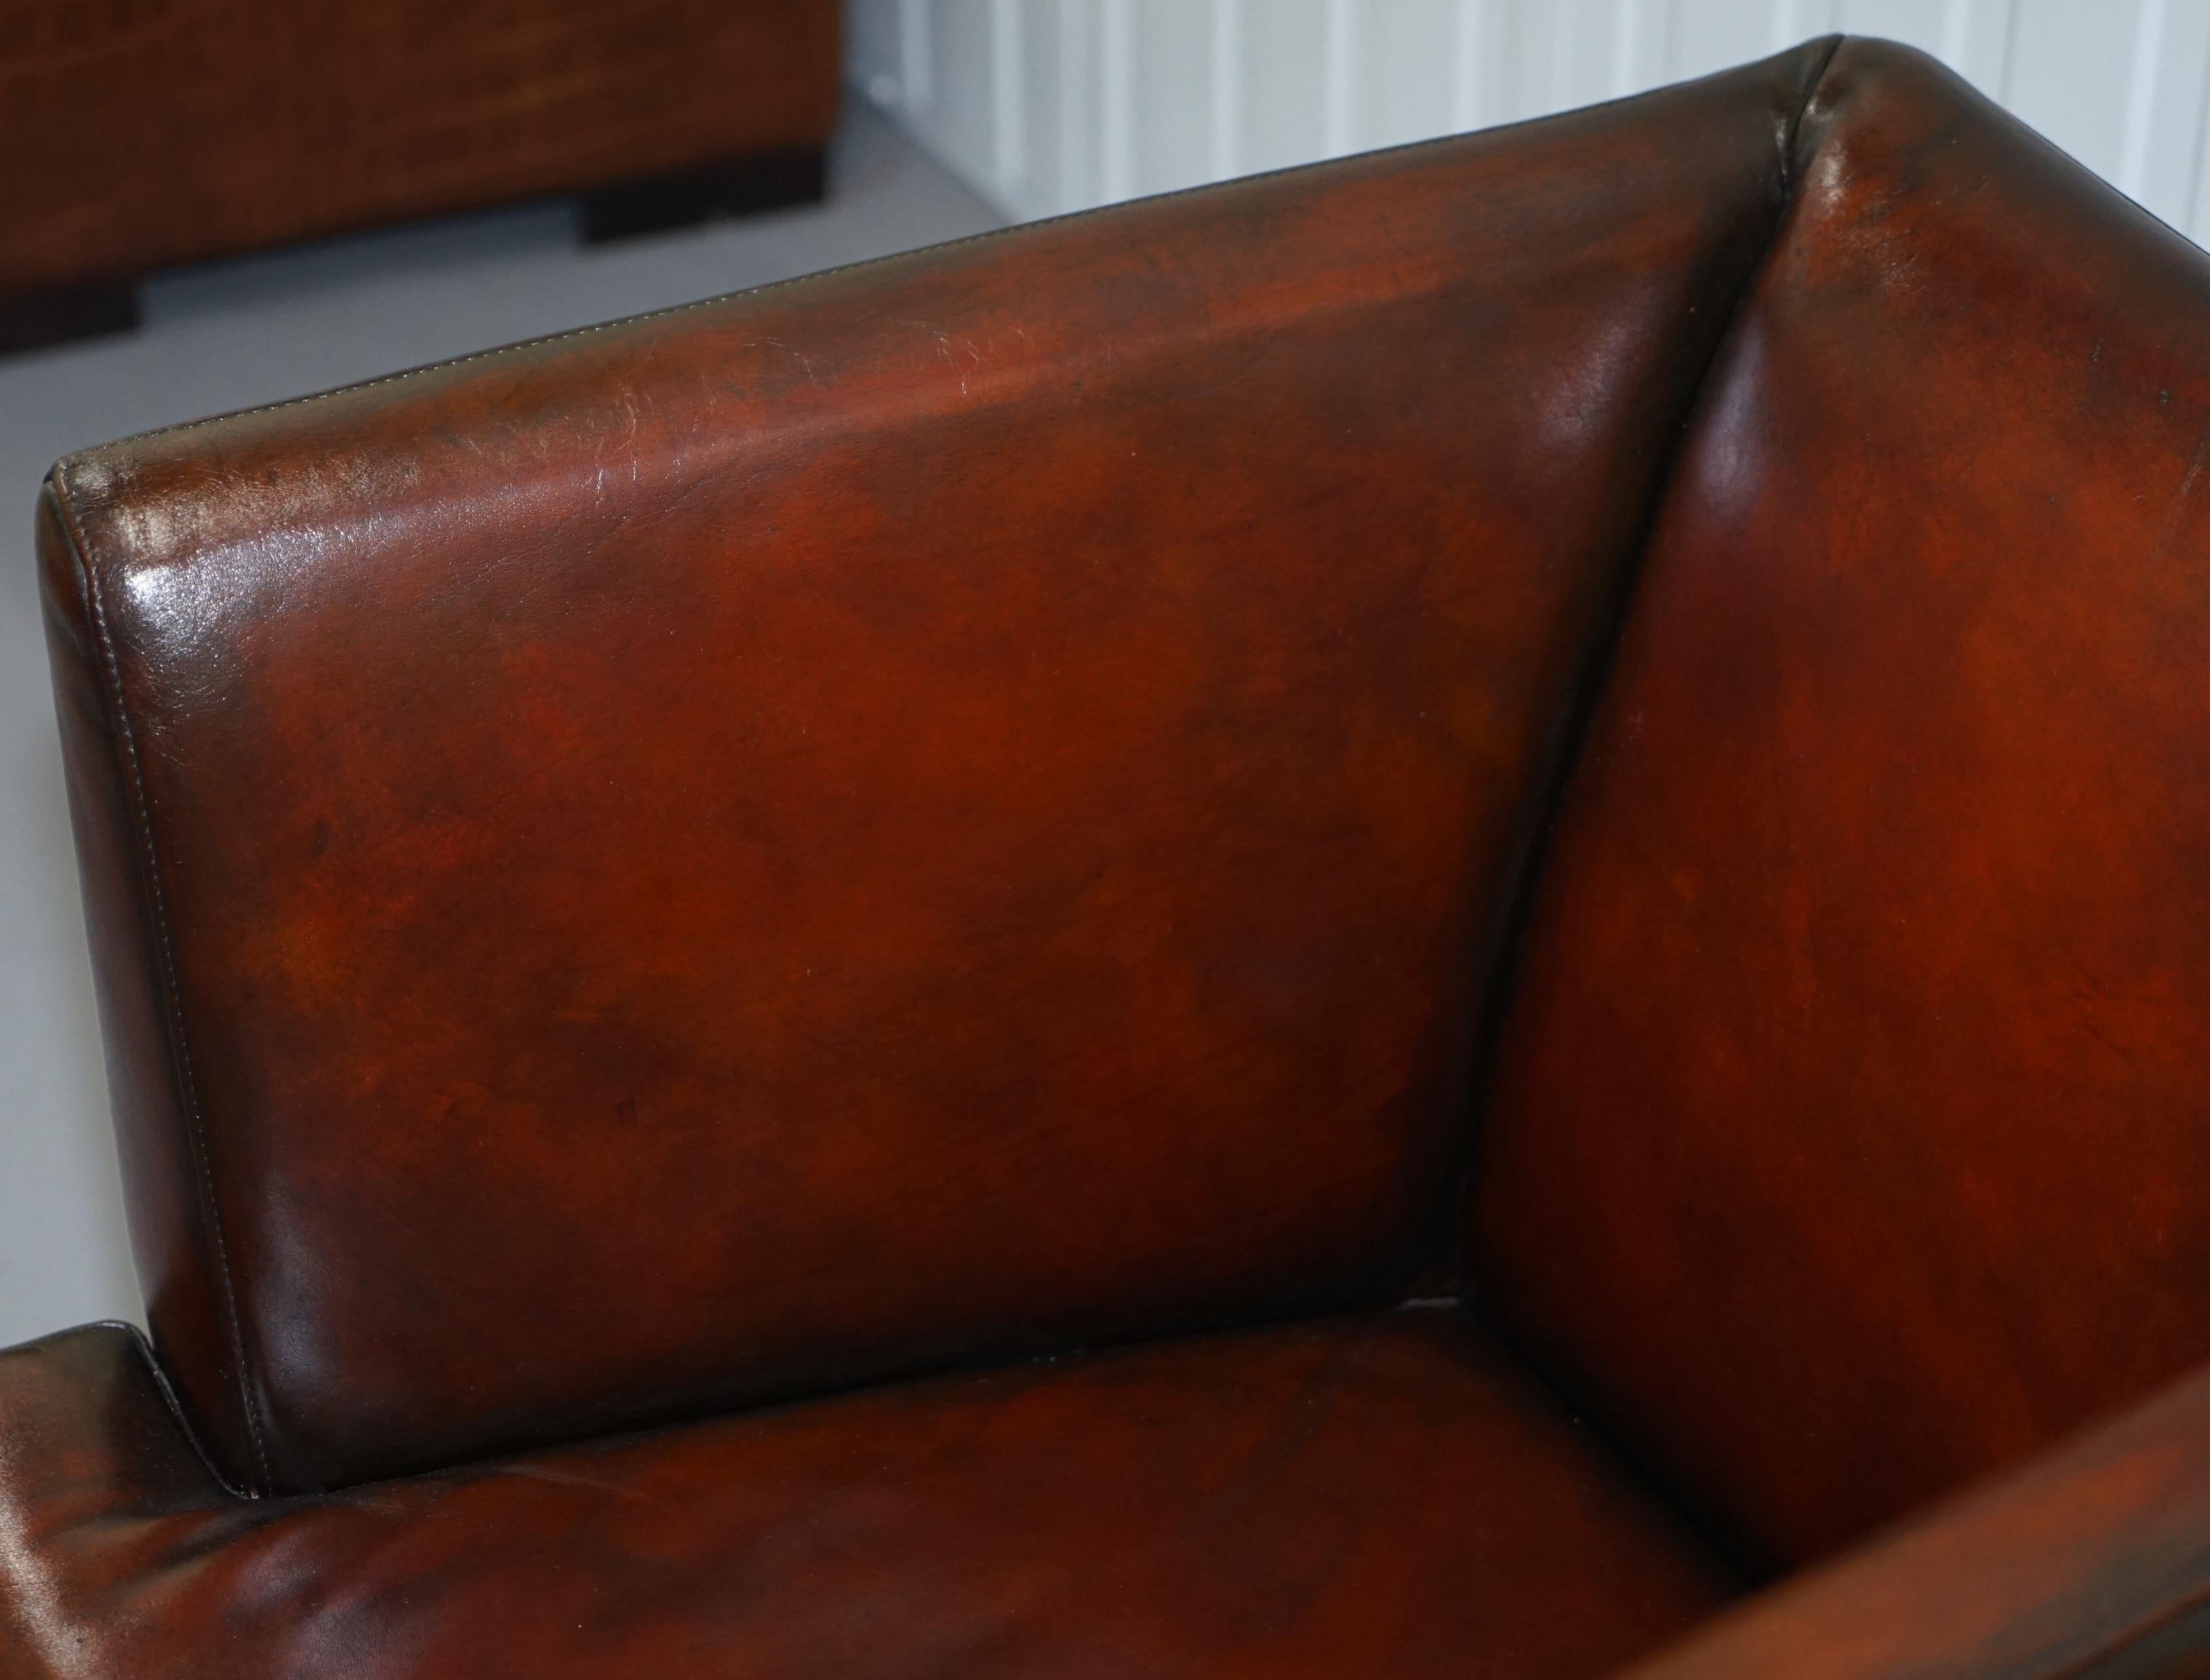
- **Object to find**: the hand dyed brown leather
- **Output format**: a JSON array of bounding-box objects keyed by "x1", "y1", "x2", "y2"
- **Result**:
[
  {"x1": 12, "y1": 31, "x2": 2210, "y2": 1680},
  {"x1": 37, "y1": 43, "x2": 1814, "y2": 1500},
  {"x1": 1620, "y1": 1355, "x2": 2210, "y2": 1680},
  {"x1": 1472, "y1": 35, "x2": 2210, "y2": 1576},
  {"x1": 0, "y1": 1314, "x2": 1736, "y2": 1678}
]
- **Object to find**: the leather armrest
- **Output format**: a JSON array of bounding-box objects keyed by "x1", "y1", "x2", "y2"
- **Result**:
[{"x1": 1618, "y1": 1361, "x2": 2210, "y2": 1680}]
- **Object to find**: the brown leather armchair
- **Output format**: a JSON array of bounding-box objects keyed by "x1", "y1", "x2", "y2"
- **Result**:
[{"x1": 11, "y1": 35, "x2": 2210, "y2": 1679}]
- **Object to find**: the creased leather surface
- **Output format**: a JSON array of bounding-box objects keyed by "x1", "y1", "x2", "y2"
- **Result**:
[
  {"x1": 1474, "y1": 38, "x2": 2210, "y2": 1572},
  {"x1": 0, "y1": 1314, "x2": 1737, "y2": 1680},
  {"x1": 44, "y1": 42, "x2": 1826, "y2": 1494},
  {"x1": 0, "y1": 1, "x2": 839, "y2": 295}
]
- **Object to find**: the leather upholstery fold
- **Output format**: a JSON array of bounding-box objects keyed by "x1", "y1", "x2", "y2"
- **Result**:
[{"x1": 42, "y1": 42, "x2": 1829, "y2": 1494}]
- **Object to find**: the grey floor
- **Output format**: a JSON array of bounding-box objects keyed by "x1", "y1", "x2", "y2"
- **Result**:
[{"x1": 0, "y1": 107, "x2": 1002, "y2": 1349}]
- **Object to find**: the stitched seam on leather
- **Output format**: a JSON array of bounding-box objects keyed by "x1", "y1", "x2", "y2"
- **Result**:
[
  {"x1": 48, "y1": 472, "x2": 274, "y2": 1497},
  {"x1": 104, "y1": 1320, "x2": 253, "y2": 1502},
  {"x1": 68, "y1": 66, "x2": 1810, "y2": 461},
  {"x1": 1788, "y1": 38, "x2": 1846, "y2": 185}
]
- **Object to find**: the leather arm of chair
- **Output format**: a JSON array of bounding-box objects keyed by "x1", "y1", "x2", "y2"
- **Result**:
[{"x1": 1617, "y1": 1361, "x2": 2210, "y2": 1680}]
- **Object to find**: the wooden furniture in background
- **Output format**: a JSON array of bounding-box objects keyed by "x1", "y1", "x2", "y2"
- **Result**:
[{"x1": 0, "y1": 0, "x2": 840, "y2": 354}]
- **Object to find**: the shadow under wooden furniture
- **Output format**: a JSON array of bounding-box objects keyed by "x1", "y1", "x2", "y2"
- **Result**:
[{"x1": 0, "y1": 1, "x2": 838, "y2": 355}]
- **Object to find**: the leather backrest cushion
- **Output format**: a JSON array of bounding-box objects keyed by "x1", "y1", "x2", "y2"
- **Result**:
[
  {"x1": 41, "y1": 46, "x2": 1820, "y2": 1493},
  {"x1": 1472, "y1": 40, "x2": 2210, "y2": 1572}
]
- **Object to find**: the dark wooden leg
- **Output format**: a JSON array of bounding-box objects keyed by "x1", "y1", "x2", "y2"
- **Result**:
[
  {"x1": 0, "y1": 279, "x2": 141, "y2": 356},
  {"x1": 578, "y1": 146, "x2": 829, "y2": 244}
]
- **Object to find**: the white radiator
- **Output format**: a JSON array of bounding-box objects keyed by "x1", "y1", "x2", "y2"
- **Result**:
[{"x1": 845, "y1": 0, "x2": 2210, "y2": 245}]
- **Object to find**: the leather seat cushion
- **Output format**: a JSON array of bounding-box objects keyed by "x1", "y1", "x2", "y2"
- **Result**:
[{"x1": 1, "y1": 1310, "x2": 1736, "y2": 1678}]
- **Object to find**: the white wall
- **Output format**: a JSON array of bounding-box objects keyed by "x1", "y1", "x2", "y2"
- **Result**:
[{"x1": 848, "y1": 0, "x2": 2210, "y2": 245}]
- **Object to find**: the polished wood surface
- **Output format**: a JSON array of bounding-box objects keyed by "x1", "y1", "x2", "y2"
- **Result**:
[{"x1": 0, "y1": 1, "x2": 839, "y2": 299}]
